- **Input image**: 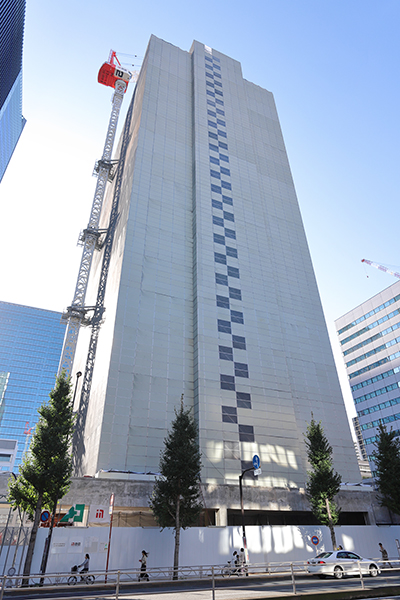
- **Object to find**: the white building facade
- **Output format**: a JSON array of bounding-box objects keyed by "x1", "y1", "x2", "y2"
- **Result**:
[
  {"x1": 336, "y1": 281, "x2": 400, "y2": 471},
  {"x1": 71, "y1": 35, "x2": 360, "y2": 489}
]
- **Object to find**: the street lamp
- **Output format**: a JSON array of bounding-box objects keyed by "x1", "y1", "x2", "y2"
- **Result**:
[
  {"x1": 72, "y1": 371, "x2": 82, "y2": 406},
  {"x1": 239, "y1": 466, "x2": 254, "y2": 562}
]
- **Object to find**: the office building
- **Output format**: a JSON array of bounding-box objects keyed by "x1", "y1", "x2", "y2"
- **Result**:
[
  {"x1": 0, "y1": 301, "x2": 66, "y2": 470},
  {"x1": 336, "y1": 281, "x2": 400, "y2": 472},
  {"x1": 71, "y1": 35, "x2": 360, "y2": 489},
  {"x1": 0, "y1": 0, "x2": 26, "y2": 183}
]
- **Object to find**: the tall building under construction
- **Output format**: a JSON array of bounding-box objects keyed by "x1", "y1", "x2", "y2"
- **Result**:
[{"x1": 71, "y1": 35, "x2": 360, "y2": 489}]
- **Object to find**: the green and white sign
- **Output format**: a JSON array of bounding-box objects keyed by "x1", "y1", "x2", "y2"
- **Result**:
[{"x1": 60, "y1": 504, "x2": 85, "y2": 523}]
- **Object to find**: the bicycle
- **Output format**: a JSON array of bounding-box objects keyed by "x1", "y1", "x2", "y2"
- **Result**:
[
  {"x1": 221, "y1": 560, "x2": 240, "y2": 577},
  {"x1": 68, "y1": 565, "x2": 95, "y2": 585}
]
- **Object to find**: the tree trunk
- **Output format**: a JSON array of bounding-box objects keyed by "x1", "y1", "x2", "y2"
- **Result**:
[
  {"x1": 39, "y1": 498, "x2": 58, "y2": 584},
  {"x1": 328, "y1": 520, "x2": 337, "y2": 550},
  {"x1": 22, "y1": 491, "x2": 43, "y2": 586},
  {"x1": 173, "y1": 496, "x2": 181, "y2": 580}
]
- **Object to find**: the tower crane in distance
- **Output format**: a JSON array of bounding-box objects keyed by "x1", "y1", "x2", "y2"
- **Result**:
[
  {"x1": 58, "y1": 51, "x2": 132, "y2": 376},
  {"x1": 361, "y1": 258, "x2": 400, "y2": 280}
]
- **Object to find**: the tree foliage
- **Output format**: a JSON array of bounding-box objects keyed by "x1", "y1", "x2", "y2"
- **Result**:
[
  {"x1": 8, "y1": 373, "x2": 75, "y2": 579},
  {"x1": 150, "y1": 397, "x2": 202, "y2": 575},
  {"x1": 372, "y1": 422, "x2": 400, "y2": 516},
  {"x1": 304, "y1": 416, "x2": 342, "y2": 549}
]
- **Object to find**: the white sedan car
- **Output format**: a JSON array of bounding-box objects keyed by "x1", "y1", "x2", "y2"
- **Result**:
[{"x1": 307, "y1": 550, "x2": 380, "y2": 579}]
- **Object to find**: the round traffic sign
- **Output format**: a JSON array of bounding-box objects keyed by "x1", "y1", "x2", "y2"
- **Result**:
[
  {"x1": 252, "y1": 454, "x2": 260, "y2": 469},
  {"x1": 40, "y1": 510, "x2": 50, "y2": 522},
  {"x1": 311, "y1": 535, "x2": 319, "y2": 545}
]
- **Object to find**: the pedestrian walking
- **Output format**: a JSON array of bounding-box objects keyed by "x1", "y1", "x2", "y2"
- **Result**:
[
  {"x1": 138, "y1": 550, "x2": 149, "y2": 581},
  {"x1": 378, "y1": 543, "x2": 392, "y2": 568},
  {"x1": 239, "y1": 547, "x2": 248, "y2": 576}
]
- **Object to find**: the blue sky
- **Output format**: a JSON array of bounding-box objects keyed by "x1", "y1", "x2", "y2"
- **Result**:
[{"x1": 1, "y1": 0, "x2": 400, "y2": 416}]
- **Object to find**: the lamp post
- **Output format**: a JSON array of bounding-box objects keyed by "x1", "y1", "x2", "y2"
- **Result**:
[
  {"x1": 239, "y1": 467, "x2": 254, "y2": 562},
  {"x1": 72, "y1": 371, "x2": 82, "y2": 406}
]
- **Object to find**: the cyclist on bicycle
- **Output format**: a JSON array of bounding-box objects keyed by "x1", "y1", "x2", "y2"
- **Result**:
[{"x1": 78, "y1": 554, "x2": 90, "y2": 579}]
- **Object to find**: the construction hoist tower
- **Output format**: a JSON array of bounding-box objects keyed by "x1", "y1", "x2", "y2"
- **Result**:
[{"x1": 58, "y1": 51, "x2": 132, "y2": 376}]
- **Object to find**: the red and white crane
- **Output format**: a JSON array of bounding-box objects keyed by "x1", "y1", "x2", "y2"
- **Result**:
[
  {"x1": 58, "y1": 51, "x2": 132, "y2": 376},
  {"x1": 361, "y1": 259, "x2": 400, "y2": 280}
]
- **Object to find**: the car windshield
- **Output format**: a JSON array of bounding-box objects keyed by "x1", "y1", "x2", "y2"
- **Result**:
[{"x1": 315, "y1": 552, "x2": 332, "y2": 559}]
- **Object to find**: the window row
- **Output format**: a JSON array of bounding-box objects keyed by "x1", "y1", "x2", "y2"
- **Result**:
[
  {"x1": 354, "y1": 381, "x2": 400, "y2": 405},
  {"x1": 214, "y1": 248, "x2": 238, "y2": 264},
  {"x1": 343, "y1": 320, "x2": 400, "y2": 356},
  {"x1": 361, "y1": 411, "x2": 400, "y2": 431},
  {"x1": 340, "y1": 308, "x2": 400, "y2": 346},
  {"x1": 346, "y1": 335, "x2": 400, "y2": 368},
  {"x1": 338, "y1": 294, "x2": 400, "y2": 336},
  {"x1": 217, "y1": 313, "x2": 244, "y2": 332},
  {"x1": 351, "y1": 366, "x2": 400, "y2": 392},
  {"x1": 365, "y1": 428, "x2": 400, "y2": 445},
  {"x1": 357, "y1": 394, "x2": 400, "y2": 417}
]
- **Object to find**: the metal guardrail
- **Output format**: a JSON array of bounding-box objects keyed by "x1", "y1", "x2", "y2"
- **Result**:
[{"x1": 0, "y1": 559, "x2": 397, "y2": 599}]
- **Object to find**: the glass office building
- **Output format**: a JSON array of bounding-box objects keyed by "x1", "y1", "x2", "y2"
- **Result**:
[
  {"x1": 0, "y1": 0, "x2": 26, "y2": 182},
  {"x1": 0, "y1": 301, "x2": 65, "y2": 470},
  {"x1": 336, "y1": 281, "x2": 400, "y2": 473}
]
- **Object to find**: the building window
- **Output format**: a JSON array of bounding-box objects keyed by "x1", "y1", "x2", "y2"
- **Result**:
[
  {"x1": 212, "y1": 199, "x2": 223, "y2": 210},
  {"x1": 227, "y1": 266, "x2": 240, "y2": 279},
  {"x1": 214, "y1": 252, "x2": 226, "y2": 265},
  {"x1": 210, "y1": 155, "x2": 219, "y2": 165},
  {"x1": 222, "y1": 405, "x2": 237, "y2": 423},
  {"x1": 220, "y1": 153, "x2": 229, "y2": 162},
  {"x1": 218, "y1": 320, "x2": 231, "y2": 334},
  {"x1": 220, "y1": 375, "x2": 235, "y2": 390},
  {"x1": 231, "y1": 311, "x2": 244, "y2": 324},
  {"x1": 226, "y1": 247, "x2": 238, "y2": 258},
  {"x1": 210, "y1": 169, "x2": 220, "y2": 179},
  {"x1": 224, "y1": 441, "x2": 240, "y2": 460},
  {"x1": 239, "y1": 424, "x2": 254, "y2": 442},
  {"x1": 215, "y1": 273, "x2": 228, "y2": 286},
  {"x1": 219, "y1": 346, "x2": 233, "y2": 360},
  {"x1": 221, "y1": 179, "x2": 231, "y2": 189},
  {"x1": 225, "y1": 228, "x2": 236, "y2": 239},
  {"x1": 237, "y1": 392, "x2": 251, "y2": 409},
  {"x1": 211, "y1": 183, "x2": 222, "y2": 193},
  {"x1": 209, "y1": 143, "x2": 219, "y2": 152},
  {"x1": 220, "y1": 167, "x2": 230, "y2": 176},
  {"x1": 232, "y1": 335, "x2": 246, "y2": 349},
  {"x1": 229, "y1": 288, "x2": 242, "y2": 301},
  {"x1": 216, "y1": 296, "x2": 230, "y2": 309},
  {"x1": 235, "y1": 362, "x2": 249, "y2": 378},
  {"x1": 224, "y1": 211, "x2": 234, "y2": 222},
  {"x1": 209, "y1": 131, "x2": 218, "y2": 140},
  {"x1": 213, "y1": 215, "x2": 224, "y2": 227},
  {"x1": 219, "y1": 141, "x2": 228, "y2": 149},
  {"x1": 213, "y1": 233, "x2": 225, "y2": 245}
]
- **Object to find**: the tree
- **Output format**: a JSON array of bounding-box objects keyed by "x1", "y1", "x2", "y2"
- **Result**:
[
  {"x1": 150, "y1": 396, "x2": 202, "y2": 578},
  {"x1": 372, "y1": 422, "x2": 400, "y2": 516},
  {"x1": 304, "y1": 416, "x2": 342, "y2": 550},
  {"x1": 8, "y1": 373, "x2": 75, "y2": 582}
]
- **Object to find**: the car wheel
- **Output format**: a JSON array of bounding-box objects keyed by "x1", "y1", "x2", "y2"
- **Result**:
[
  {"x1": 334, "y1": 566, "x2": 344, "y2": 579},
  {"x1": 369, "y1": 564, "x2": 378, "y2": 577}
]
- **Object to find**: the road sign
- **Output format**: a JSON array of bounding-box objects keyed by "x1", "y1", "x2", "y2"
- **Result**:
[
  {"x1": 252, "y1": 454, "x2": 260, "y2": 469},
  {"x1": 254, "y1": 468, "x2": 262, "y2": 476},
  {"x1": 311, "y1": 535, "x2": 319, "y2": 545},
  {"x1": 40, "y1": 510, "x2": 50, "y2": 523}
]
